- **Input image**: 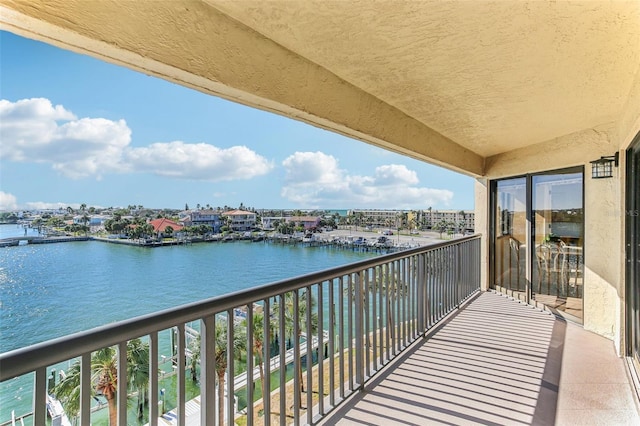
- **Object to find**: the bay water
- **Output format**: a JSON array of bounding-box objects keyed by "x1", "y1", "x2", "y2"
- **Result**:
[{"x1": 0, "y1": 224, "x2": 377, "y2": 424}]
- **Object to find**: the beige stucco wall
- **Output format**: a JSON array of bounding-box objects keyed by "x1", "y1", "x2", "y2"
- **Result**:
[
  {"x1": 482, "y1": 131, "x2": 629, "y2": 354},
  {"x1": 474, "y1": 179, "x2": 490, "y2": 292},
  {"x1": 583, "y1": 168, "x2": 623, "y2": 349}
]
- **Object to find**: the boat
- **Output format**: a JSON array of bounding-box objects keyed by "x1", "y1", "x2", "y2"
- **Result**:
[{"x1": 47, "y1": 395, "x2": 72, "y2": 426}]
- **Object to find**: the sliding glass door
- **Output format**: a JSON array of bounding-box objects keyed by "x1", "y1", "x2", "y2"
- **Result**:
[
  {"x1": 492, "y1": 167, "x2": 584, "y2": 322},
  {"x1": 493, "y1": 178, "x2": 527, "y2": 297},
  {"x1": 532, "y1": 172, "x2": 584, "y2": 319}
]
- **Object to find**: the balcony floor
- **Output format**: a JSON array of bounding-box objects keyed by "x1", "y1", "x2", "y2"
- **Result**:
[{"x1": 320, "y1": 291, "x2": 640, "y2": 425}]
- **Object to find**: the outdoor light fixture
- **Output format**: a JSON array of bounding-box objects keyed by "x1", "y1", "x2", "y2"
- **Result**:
[{"x1": 590, "y1": 152, "x2": 619, "y2": 179}]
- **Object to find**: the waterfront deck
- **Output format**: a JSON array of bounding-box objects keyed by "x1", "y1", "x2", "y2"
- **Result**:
[{"x1": 319, "y1": 291, "x2": 640, "y2": 426}]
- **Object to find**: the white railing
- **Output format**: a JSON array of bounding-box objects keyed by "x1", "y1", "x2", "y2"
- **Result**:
[{"x1": 0, "y1": 235, "x2": 481, "y2": 426}]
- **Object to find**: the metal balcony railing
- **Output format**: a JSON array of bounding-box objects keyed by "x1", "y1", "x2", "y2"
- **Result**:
[{"x1": 0, "y1": 235, "x2": 481, "y2": 426}]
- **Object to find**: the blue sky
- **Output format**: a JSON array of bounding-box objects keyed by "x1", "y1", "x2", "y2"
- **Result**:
[{"x1": 0, "y1": 31, "x2": 474, "y2": 211}]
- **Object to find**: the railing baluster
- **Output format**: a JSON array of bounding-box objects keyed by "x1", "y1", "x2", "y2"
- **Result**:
[
  {"x1": 278, "y1": 294, "x2": 286, "y2": 426},
  {"x1": 347, "y1": 274, "x2": 353, "y2": 392},
  {"x1": 384, "y1": 262, "x2": 391, "y2": 362},
  {"x1": 338, "y1": 276, "x2": 345, "y2": 400},
  {"x1": 177, "y1": 324, "x2": 185, "y2": 426},
  {"x1": 355, "y1": 272, "x2": 364, "y2": 390},
  {"x1": 393, "y1": 260, "x2": 402, "y2": 356},
  {"x1": 263, "y1": 298, "x2": 271, "y2": 426},
  {"x1": 80, "y1": 352, "x2": 92, "y2": 425},
  {"x1": 246, "y1": 304, "x2": 254, "y2": 426},
  {"x1": 306, "y1": 286, "x2": 313, "y2": 425},
  {"x1": 200, "y1": 316, "x2": 215, "y2": 426},
  {"x1": 403, "y1": 257, "x2": 408, "y2": 348},
  {"x1": 33, "y1": 367, "x2": 46, "y2": 426},
  {"x1": 318, "y1": 281, "x2": 324, "y2": 416},
  {"x1": 117, "y1": 341, "x2": 127, "y2": 426},
  {"x1": 372, "y1": 266, "x2": 378, "y2": 372},
  {"x1": 418, "y1": 254, "x2": 422, "y2": 329},
  {"x1": 148, "y1": 333, "x2": 158, "y2": 426},
  {"x1": 293, "y1": 291, "x2": 300, "y2": 424},
  {"x1": 226, "y1": 310, "x2": 234, "y2": 426},
  {"x1": 363, "y1": 268, "x2": 370, "y2": 379},
  {"x1": 328, "y1": 278, "x2": 335, "y2": 408}
]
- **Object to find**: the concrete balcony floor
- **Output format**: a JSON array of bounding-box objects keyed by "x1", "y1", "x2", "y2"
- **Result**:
[{"x1": 320, "y1": 291, "x2": 640, "y2": 426}]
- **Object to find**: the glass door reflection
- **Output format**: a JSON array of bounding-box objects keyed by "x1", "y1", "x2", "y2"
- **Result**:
[
  {"x1": 495, "y1": 178, "x2": 527, "y2": 297},
  {"x1": 532, "y1": 172, "x2": 583, "y2": 320}
]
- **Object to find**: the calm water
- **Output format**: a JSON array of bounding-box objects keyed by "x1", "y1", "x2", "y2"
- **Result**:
[{"x1": 0, "y1": 224, "x2": 376, "y2": 423}]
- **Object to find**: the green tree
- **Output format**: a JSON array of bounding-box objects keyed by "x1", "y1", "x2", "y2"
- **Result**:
[
  {"x1": 273, "y1": 290, "x2": 317, "y2": 402},
  {"x1": 241, "y1": 311, "x2": 267, "y2": 404},
  {"x1": 213, "y1": 320, "x2": 244, "y2": 426},
  {"x1": 52, "y1": 340, "x2": 150, "y2": 426}
]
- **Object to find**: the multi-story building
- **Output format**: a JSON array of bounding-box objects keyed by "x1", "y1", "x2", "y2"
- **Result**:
[
  {"x1": 186, "y1": 209, "x2": 223, "y2": 233},
  {"x1": 224, "y1": 209, "x2": 257, "y2": 232},
  {"x1": 347, "y1": 209, "x2": 403, "y2": 228},
  {"x1": 419, "y1": 210, "x2": 475, "y2": 232}
]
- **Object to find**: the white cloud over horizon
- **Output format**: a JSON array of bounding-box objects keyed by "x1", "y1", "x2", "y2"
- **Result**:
[
  {"x1": 281, "y1": 152, "x2": 453, "y2": 209},
  {"x1": 0, "y1": 98, "x2": 273, "y2": 181},
  {"x1": 0, "y1": 191, "x2": 18, "y2": 210}
]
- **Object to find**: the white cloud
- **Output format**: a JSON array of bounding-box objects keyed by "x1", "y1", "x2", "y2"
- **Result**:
[
  {"x1": 0, "y1": 98, "x2": 272, "y2": 181},
  {"x1": 281, "y1": 152, "x2": 453, "y2": 208},
  {"x1": 0, "y1": 191, "x2": 18, "y2": 210},
  {"x1": 125, "y1": 142, "x2": 273, "y2": 181},
  {"x1": 23, "y1": 201, "x2": 81, "y2": 211}
]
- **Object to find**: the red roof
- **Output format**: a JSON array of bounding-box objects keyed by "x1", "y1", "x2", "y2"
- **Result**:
[{"x1": 150, "y1": 218, "x2": 184, "y2": 232}]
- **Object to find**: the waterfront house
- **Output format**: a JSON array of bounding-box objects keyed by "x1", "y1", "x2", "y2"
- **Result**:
[
  {"x1": 285, "y1": 216, "x2": 321, "y2": 231},
  {"x1": 186, "y1": 209, "x2": 223, "y2": 233},
  {"x1": 149, "y1": 218, "x2": 183, "y2": 238},
  {"x1": 2, "y1": 2, "x2": 639, "y2": 425},
  {"x1": 223, "y1": 209, "x2": 257, "y2": 232}
]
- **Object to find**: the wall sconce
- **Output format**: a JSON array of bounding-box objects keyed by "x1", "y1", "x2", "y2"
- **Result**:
[{"x1": 590, "y1": 152, "x2": 619, "y2": 179}]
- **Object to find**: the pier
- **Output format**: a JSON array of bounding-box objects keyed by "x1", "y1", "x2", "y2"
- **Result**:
[{"x1": 0, "y1": 236, "x2": 90, "y2": 246}]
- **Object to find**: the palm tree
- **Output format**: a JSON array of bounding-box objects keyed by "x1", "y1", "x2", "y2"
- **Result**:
[
  {"x1": 241, "y1": 311, "x2": 267, "y2": 404},
  {"x1": 92, "y1": 347, "x2": 118, "y2": 426},
  {"x1": 127, "y1": 338, "x2": 150, "y2": 418},
  {"x1": 49, "y1": 362, "x2": 81, "y2": 420},
  {"x1": 273, "y1": 290, "x2": 317, "y2": 401},
  {"x1": 213, "y1": 320, "x2": 244, "y2": 426},
  {"x1": 81, "y1": 214, "x2": 90, "y2": 235},
  {"x1": 52, "y1": 340, "x2": 150, "y2": 426}
]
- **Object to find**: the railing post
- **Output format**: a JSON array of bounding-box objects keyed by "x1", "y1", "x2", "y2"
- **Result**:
[
  {"x1": 80, "y1": 352, "x2": 92, "y2": 426},
  {"x1": 200, "y1": 316, "x2": 215, "y2": 426},
  {"x1": 355, "y1": 272, "x2": 364, "y2": 390},
  {"x1": 177, "y1": 324, "x2": 186, "y2": 426},
  {"x1": 33, "y1": 367, "x2": 46, "y2": 426},
  {"x1": 226, "y1": 310, "x2": 234, "y2": 426},
  {"x1": 262, "y1": 298, "x2": 271, "y2": 426},
  {"x1": 117, "y1": 341, "x2": 127, "y2": 426},
  {"x1": 456, "y1": 243, "x2": 462, "y2": 307}
]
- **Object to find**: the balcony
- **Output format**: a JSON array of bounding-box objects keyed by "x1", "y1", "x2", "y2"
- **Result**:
[{"x1": 2, "y1": 235, "x2": 637, "y2": 425}]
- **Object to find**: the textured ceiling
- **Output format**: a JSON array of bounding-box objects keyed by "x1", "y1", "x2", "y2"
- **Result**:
[{"x1": 209, "y1": 0, "x2": 640, "y2": 157}]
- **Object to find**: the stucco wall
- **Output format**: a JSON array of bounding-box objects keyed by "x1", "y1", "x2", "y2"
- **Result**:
[
  {"x1": 583, "y1": 170, "x2": 623, "y2": 349},
  {"x1": 474, "y1": 179, "x2": 489, "y2": 291},
  {"x1": 474, "y1": 178, "x2": 491, "y2": 290}
]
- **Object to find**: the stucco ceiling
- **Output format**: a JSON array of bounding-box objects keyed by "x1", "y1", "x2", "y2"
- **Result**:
[
  {"x1": 209, "y1": 0, "x2": 640, "y2": 157},
  {"x1": 1, "y1": 0, "x2": 639, "y2": 176}
]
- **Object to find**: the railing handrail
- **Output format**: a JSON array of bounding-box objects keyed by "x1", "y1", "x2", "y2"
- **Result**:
[{"x1": 0, "y1": 234, "x2": 481, "y2": 382}]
